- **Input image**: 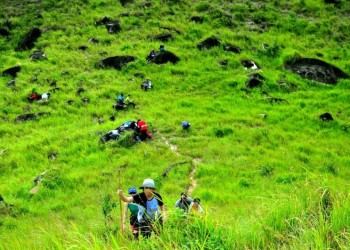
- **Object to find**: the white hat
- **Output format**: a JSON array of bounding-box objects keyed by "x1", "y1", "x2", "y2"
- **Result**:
[{"x1": 139, "y1": 178, "x2": 155, "y2": 189}]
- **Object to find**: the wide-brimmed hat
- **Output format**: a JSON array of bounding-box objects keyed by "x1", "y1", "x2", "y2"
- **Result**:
[{"x1": 139, "y1": 178, "x2": 155, "y2": 189}]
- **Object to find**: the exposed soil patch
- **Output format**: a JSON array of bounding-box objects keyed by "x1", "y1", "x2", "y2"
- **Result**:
[{"x1": 161, "y1": 135, "x2": 200, "y2": 195}]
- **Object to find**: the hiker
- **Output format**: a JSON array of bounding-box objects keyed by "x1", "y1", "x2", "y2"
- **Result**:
[
  {"x1": 122, "y1": 187, "x2": 140, "y2": 240},
  {"x1": 28, "y1": 89, "x2": 40, "y2": 102},
  {"x1": 115, "y1": 92, "x2": 125, "y2": 105},
  {"x1": 182, "y1": 121, "x2": 191, "y2": 130},
  {"x1": 147, "y1": 49, "x2": 156, "y2": 62},
  {"x1": 141, "y1": 79, "x2": 152, "y2": 91},
  {"x1": 125, "y1": 94, "x2": 136, "y2": 108},
  {"x1": 117, "y1": 179, "x2": 166, "y2": 239},
  {"x1": 107, "y1": 129, "x2": 120, "y2": 141},
  {"x1": 159, "y1": 45, "x2": 165, "y2": 52},
  {"x1": 137, "y1": 119, "x2": 148, "y2": 141},
  {"x1": 189, "y1": 198, "x2": 204, "y2": 213},
  {"x1": 175, "y1": 192, "x2": 193, "y2": 212}
]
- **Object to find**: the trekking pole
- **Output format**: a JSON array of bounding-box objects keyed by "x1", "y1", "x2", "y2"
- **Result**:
[
  {"x1": 118, "y1": 167, "x2": 124, "y2": 247},
  {"x1": 117, "y1": 164, "x2": 127, "y2": 248}
]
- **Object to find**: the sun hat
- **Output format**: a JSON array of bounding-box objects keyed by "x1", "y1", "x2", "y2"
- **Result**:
[
  {"x1": 139, "y1": 178, "x2": 155, "y2": 189},
  {"x1": 128, "y1": 187, "x2": 137, "y2": 194}
]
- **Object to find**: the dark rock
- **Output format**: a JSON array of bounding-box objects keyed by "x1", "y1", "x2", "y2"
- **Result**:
[
  {"x1": 246, "y1": 73, "x2": 265, "y2": 88},
  {"x1": 197, "y1": 37, "x2": 220, "y2": 50},
  {"x1": 15, "y1": 113, "x2": 37, "y2": 122},
  {"x1": 88, "y1": 38, "x2": 99, "y2": 43},
  {"x1": 66, "y1": 100, "x2": 74, "y2": 105},
  {"x1": 160, "y1": 26, "x2": 181, "y2": 34},
  {"x1": 285, "y1": 58, "x2": 349, "y2": 84},
  {"x1": 118, "y1": 13, "x2": 130, "y2": 17},
  {"x1": 106, "y1": 22, "x2": 121, "y2": 34},
  {"x1": 109, "y1": 116, "x2": 116, "y2": 121},
  {"x1": 76, "y1": 87, "x2": 85, "y2": 95},
  {"x1": 149, "y1": 51, "x2": 179, "y2": 65},
  {"x1": 78, "y1": 45, "x2": 88, "y2": 51},
  {"x1": 154, "y1": 33, "x2": 173, "y2": 42},
  {"x1": 142, "y1": 2, "x2": 152, "y2": 8},
  {"x1": 49, "y1": 87, "x2": 61, "y2": 93},
  {"x1": 6, "y1": 80, "x2": 15, "y2": 87},
  {"x1": 219, "y1": 60, "x2": 228, "y2": 67},
  {"x1": 50, "y1": 80, "x2": 57, "y2": 87},
  {"x1": 190, "y1": 16, "x2": 204, "y2": 23},
  {"x1": 241, "y1": 60, "x2": 260, "y2": 69},
  {"x1": 319, "y1": 112, "x2": 334, "y2": 121},
  {"x1": 120, "y1": 0, "x2": 133, "y2": 6},
  {"x1": 0, "y1": 28, "x2": 10, "y2": 37},
  {"x1": 95, "y1": 17, "x2": 115, "y2": 26},
  {"x1": 134, "y1": 72, "x2": 145, "y2": 78},
  {"x1": 324, "y1": 0, "x2": 341, "y2": 5},
  {"x1": 30, "y1": 50, "x2": 46, "y2": 60},
  {"x1": 48, "y1": 152, "x2": 58, "y2": 160},
  {"x1": 99, "y1": 55, "x2": 137, "y2": 70},
  {"x1": 223, "y1": 44, "x2": 241, "y2": 53},
  {"x1": 2, "y1": 66, "x2": 21, "y2": 77},
  {"x1": 16, "y1": 27, "x2": 41, "y2": 51}
]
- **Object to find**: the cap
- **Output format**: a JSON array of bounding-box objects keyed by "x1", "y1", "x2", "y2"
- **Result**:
[
  {"x1": 128, "y1": 187, "x2": 137, "y2": 194},
  {"x1": 139, "y1": 178, "x2": 155, "y2": 189},
  {"x1": 193, "y1": 198, "x2": 201, "y2": 203}
]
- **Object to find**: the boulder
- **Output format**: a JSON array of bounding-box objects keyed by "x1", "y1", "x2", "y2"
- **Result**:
[
  {"x1": 106, "y1": 22, "x2": 121, "y2": 34},
  {"x1": 154, "y1": 33, "x2": 173, "y2": 42},
  {"x1": 223, "y1": 44, "x2": 241, "y2": 53},
  {"x1": 190, "y1": 16, "x2": 204, "y2": 23},
  {"x1": 285, "y1": 58, "x2": 349, "y2": 84},
  {"x1": 95, "y1": 17, "x2": 115, "y2": 26},
  {"x1": 99, "y1": 55, "x2": 137, "y2": 70},
  {"x1": 319, "y1": 112, "x2": 334, "y2": 121},
  {"x1": 246, "y1": 73, "x2": 265, "y2": 88},
  {"x1": 241, "y1": 60, "x2": 260, "y2": 70},
  {"x1": 15, "y1": 113, "x2": 37, "y2": 122},
  {"x1": 197, "y1": 37, "x2": 220, "y2": 50},
  {"x1": 30, "y1": 50, "x2": 46, "y2": 60},
  {"x1": 6, "y1": 80, "x2": 15, "y2": 87},
  {"x1": 2, "y1": 66, "x2": 21, "y2": 77},
  {"x1": 16, "y1": 27, "x2": 41, "y2": 51},
  {"x1": 150, "y1": 51, "x2": 179, "y2": 64},
  {"x1": 0, "y1": 28, "x2": 10, "y2": 37}
]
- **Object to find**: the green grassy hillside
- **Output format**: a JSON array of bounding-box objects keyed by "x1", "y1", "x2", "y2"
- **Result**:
[{"x1": 1, "y1": 0, "x2": 349, "y2": 249}]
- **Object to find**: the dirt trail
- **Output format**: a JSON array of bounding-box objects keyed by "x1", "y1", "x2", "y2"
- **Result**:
[{"x1": 161, "y1": 135, "x2": 200, "y2": 196}]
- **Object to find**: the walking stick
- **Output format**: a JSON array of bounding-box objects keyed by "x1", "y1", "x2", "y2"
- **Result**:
[{"x1": 117, "y1": 164, "x2": 127, "y2": 247}]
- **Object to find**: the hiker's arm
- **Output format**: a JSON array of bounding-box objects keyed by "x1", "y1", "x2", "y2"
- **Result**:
[
  {"x1": 160, "y1": 205, "x2": 167, "y2": 221},
  {"x1": 117, "y1": 189, "x2": 133, "y2": 202},
  {"x1": 122, "y1": 202, "x2": 128, "y2": 231}
]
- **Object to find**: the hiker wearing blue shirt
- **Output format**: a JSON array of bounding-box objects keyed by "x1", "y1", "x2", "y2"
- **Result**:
[
  {"x1": 175, "y1": 192, "x2": 193, "y2": 212},
  {"x1": 118, "y1": 179, "x2": 166, "y2": 238},
  {"x1": 182, "y1": 121, "x2": 191, "y2": 130},
  {"x1": 115, "y1": 92, "x2": 124, "y2": 105}
]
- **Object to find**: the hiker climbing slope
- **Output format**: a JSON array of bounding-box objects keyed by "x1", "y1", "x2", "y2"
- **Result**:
[
  {"x1": 117, "y1": 179, "x2": 166, "y2": 238},
  {"x1": 122, "y1": 187, "x2": 140, "y2": 240}
]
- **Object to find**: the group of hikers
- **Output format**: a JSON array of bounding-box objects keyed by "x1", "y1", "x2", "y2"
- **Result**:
[
  {"x1": 118, "y1": 178, "x2": 203, "y2": 240},
  {"x1": 146, "y1": 44, "x2": 165, "y2": 62},
  {"x1": 114, "y1": 92, "x2": 136, "y2": 110},
  {"x1": 101, "y1": 119, "x2": 152, "y2": 143},
  {"x1": 28, "y1": 89, "x2": 51, "y2": 102}
]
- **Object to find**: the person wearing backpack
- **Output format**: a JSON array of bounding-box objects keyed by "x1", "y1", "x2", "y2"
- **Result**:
[
  {"x1": 175, "y1": 192, "x2": 193, "y2": 213},
  {"x1": 122, "y1": 187, "x2": 140, "y2": 240},
  {"x1": 117, "y1": 179, "x2": 166, "y2": 238}
]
